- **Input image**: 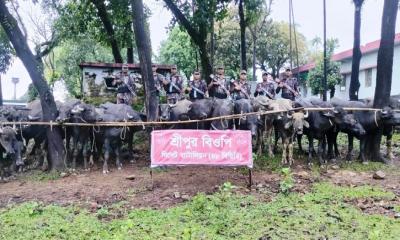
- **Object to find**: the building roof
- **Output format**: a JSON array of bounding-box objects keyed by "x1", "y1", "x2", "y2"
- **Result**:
[
  {"x1": 293, "y1": 33, "x2": 400, "y2": 73},
  {"x1": 79, "y1": 62, "x2": 175, "y2": 70}
]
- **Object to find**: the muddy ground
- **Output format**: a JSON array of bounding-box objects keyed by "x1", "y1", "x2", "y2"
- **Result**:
[{"x1": 1, "y1": 154, "x2": 399, "y2": 218}]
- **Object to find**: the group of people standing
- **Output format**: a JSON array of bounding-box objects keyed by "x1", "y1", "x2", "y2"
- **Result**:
[{"x1": 111, "y1": 64, "x2": 301, "y2": 106}]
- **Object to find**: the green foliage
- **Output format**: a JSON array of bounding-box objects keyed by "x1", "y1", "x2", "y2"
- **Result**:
[
  {"x1": 0, "y1": 28, "x2": 14, "y2": 73},
  {"x1": 279, "y1": 167, "x2": 294, "y2": 195},
  {"x1": 27, "y1": 84, "x2": 39, "y2": 102},
  {"x1": 54, "y1": 0, "x2": 136, "y2": 53},
  {"x1": 51, "y1": 37, "x2": 114, "y2": 97},
  {"x1": 158, "y1": 27, "x2": 197, "y2": 78},
  {"x1": 1, "y1": 183, "x2": 399, "y2": 239},
  {"x1": 307, "y1": 38, "x2": 342, "y2": 95},
  {"x1": 257, "y1": 21, "x2": 308, "y2": 77}
]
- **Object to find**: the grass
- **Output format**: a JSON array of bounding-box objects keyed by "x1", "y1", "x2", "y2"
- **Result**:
[
  {"x1": 1, "y1": 182, "x2": 399, "y2": 240},
  {"x1": 17, "y1": 170, "x2": 61, "y2": 182}
]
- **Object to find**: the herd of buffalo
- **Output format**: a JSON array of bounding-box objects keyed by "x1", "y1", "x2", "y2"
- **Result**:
[{"x1": 0, "y1": 95, "x2": 399, "y2": 179}]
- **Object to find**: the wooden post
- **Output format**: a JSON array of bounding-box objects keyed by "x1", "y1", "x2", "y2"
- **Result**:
[{"x1": 248, "y1": 168, "x2": 253, "y2": 188}]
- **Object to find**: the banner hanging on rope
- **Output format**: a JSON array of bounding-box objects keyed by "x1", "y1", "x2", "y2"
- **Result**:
[{"x1": 151, "y1": 130, "x2": 253, "y2": 168}]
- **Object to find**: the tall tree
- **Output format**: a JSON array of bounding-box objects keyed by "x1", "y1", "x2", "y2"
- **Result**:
[
  {"x1": 366, "y1": 0, "x2": 399, "y2": 162},
  {"x1": 0, "y1": 0, "x2": 65, "y2": 170},
  {"x1": 55, "y1": 0, "x2": 135, "y2": 64},
  {"x1": 163, "y1": 0, "x2": 229, "y2": 83},
  {"x1": 159, "y1": 27, "x2": 197, "y2": 78},
  {"x1": 238, "y1": 0, "x2": 246, "y2": 70},
  {"x1": 90, "y1": 0, "x2": 123, "y2": 63},
  {"x1": 349, "y1": 0, "x2": 365, "y2": 100},
  {"x1": 308, "y1": 39, "x2": 341, "y2": 98},
  {"x1": 0, "y1": 28, "x2": 13, "y2": 106},
  {"x1": 248, "y1": 0, "x2": 272, "y2": 81},
  {"x1": 131, "y1": 0, "x2": 158, "y2": 121}
]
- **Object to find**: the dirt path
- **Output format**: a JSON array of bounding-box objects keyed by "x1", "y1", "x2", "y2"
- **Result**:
[{"x1": 1, "y1": 158, "x2": 399, "y2": 213}]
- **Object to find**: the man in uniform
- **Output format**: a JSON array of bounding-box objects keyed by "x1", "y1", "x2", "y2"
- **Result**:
[
  {"x1": 162, "y1": 66, "x2": 183, "y2": 104},
  {"x1": 208, "y1": 65, "x2": 231, "y2": 99},
  {"x1": 230, "y1": 70, "x2": 251, "y2": 100},
  {"x1": 254, "y1": 71, "x2": 276, "y2": 99},
  {"x1": 113, "y1": 64, "x2": 136, "y2": 105},
  {"x1": 186, "y1": 70, "x2": 208, "y2": 101},
  {"x1": 276, "y1": 68, "x2": 299, "y2": 101},
  {"x1": 152, "y1": 64, "x2": 165, "y2": 95}
]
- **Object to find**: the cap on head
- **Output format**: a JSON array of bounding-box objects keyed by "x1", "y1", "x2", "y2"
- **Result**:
[
  {"x1": 122, "y1": 64, "x2": 129, "y2": 71},
  {"x1": 171, "y1": 66, "x2": 177, "y2": 70},
  {"x1": 240, "y1": 70, "x2": 247, "y2": 75},
  {"x1": 262, "y1": 71, "x2": 270, "y2": 76},
  {"x1": 216, "y1": 65, "x2": 224, "y2": 70}
]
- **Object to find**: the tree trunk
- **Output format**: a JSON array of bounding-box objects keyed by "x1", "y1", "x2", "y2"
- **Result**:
[
  {"x1": 238, "y1": 0, "x2": 247, "y2": 70},
  {"x1": 131, "y1": 0, "x2": 157, "y2": 121},
  {"x1": 0, "y1": 1, "x2": 65, "y2": 170},
  {"x1": 163, "y1": 0, "x2": 212, "y2": 83},
  {"x1": 0, "y1": 75, "x2": 3, "y2": 106},
  {"x1": 252, "y1": 35, "x2": 257, "y2": 81},
  {"x1": 91, "y1": 0, "x2": 123, "y2": 63},
  {"x1": 349, "y1": 1, "x2": 364, "y2": 100},
  {"x1": 210, "y1": 13, "x2": 215, "y2": 68},
  {"x1": 368, "y1": 0, "x2": 399, "y2": 162},
  {"x1": 127, "y1": 47, "x2": 134, "y2": 63},
  {"x1": 199, "y1": 41, "x2": 213, "y2": 84}
]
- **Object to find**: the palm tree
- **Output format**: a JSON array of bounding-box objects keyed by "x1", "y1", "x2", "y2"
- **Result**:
[{"x1": 349, "y1": 0, "x2": 365, "y2": 100}]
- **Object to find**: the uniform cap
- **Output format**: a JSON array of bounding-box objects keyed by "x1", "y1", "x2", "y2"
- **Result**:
[
  {"x1": 216, "y1": 65, "x2": 224, "y2": 70},
  {"x1": 240, "y1": 70, "x2": 247, "y2": 74}
]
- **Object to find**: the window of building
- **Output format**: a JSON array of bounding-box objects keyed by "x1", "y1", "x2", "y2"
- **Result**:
[
  {"x1": 365, "y1": 68, "x2": 372, "y2": 87},
  {"x1": 340, "y1": 74, "x2": 347, "y2": 91}
]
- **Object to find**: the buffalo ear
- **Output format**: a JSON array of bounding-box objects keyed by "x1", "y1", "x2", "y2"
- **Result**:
[
  {"x1": 303, "y1": 120, "x2": 310, "y2": 128},
  {"x1": 284, "y1": 121, "x2": 292, "y2": 129}
]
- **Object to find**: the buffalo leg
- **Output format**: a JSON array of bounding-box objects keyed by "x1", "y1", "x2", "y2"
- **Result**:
[
  {"x1": 288, "y1": 142, "x2": 294, "y2": 165},
  {"x1": 115, "y1": 142, "x2": 122, "y2": 170},
  {"x1": 386, "y1": 134, "x2": 393, "y2": 160},
  {"x1": 297, "y1": 134, "x2": 303, "y2": 154},
  {"x1": 318, "y1": 139, "x2": 325, "y2": 166},
  {"x1": 72, "y1": 137, "x2": 80, "y2": 171},
  {"x1": 103, "y1": 138, "x2": 110, "y2": 174},
  {"x1": 267, "y1": 128, "x2": 274, "y2": 157},
  {"x1": 359, "y1": 137, "x2": 367, "y2": 163},
  {"x1": 307, "y1": 135, "x2": 314, "y2": 165},
  {"x1": 346, "y1": 134, "x2": 354, "y2": 161},
  {"x1": 281, "y1": 139, "x2": 288, "y2": 165},
  {"x1": 82, "y1": 140, "x2": 90, "y2": 171}
]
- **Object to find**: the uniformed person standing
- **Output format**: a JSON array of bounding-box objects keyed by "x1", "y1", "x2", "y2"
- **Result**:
[
  {"x1": 208, "y1": 66, "x2": 231, "y2": 99},
  {"x1": 276, "y1": 68, "x2": 299, "y2": 101},
  {"x1": 162, "y1": 66, "x2": 183, "y2": 104},
  {"x1": 113, "y1": 64, "x2": 136, "y2": 105},
  {"x1": 152, "y1": 64, "x2": 165, "y2": 95},
  {"x1": 254, "y1": 72, "x2": 276, "y2": 99},
  {"x1": 230, "y1": 70, "x2": 251, "y2": 100},
  {"x1": 186, "y1": 70, "x2": 208, "y2": 101}
]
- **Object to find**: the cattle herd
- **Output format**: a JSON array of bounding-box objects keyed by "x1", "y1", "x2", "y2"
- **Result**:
[{"x1": 0, "y1": 95, "x2": 399, "y2": 180}]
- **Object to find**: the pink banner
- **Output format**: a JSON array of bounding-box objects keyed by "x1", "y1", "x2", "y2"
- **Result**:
[{"x1": 151, "y1": 130, "x2": 253, "y2": 168}]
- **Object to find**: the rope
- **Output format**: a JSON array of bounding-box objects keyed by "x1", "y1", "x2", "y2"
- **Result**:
[
  {"x1": 0, "y1": 107, "x2": 397, "y2": 128},
  {"x1": 374, "y1": 110, "x2": 379, "y2": 127}
]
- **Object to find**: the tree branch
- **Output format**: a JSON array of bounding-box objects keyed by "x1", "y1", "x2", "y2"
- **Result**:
[
  {"x1": 163, "y1": 0, "x2": 202, "y2": 45},
  {"x1": 9, "y1": 0, "x2": 27, "y2": 42}
]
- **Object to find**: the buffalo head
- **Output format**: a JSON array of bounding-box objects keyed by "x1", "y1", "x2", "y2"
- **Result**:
[
  {"x1": 0, "y1": 127, "x2": 23, "y2": 167},
  {"x1": 284, "y1": 111, "x2": 309, "y2": 134}
]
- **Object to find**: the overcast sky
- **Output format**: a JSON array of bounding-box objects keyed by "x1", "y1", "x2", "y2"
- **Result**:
[{"x1": 2, "y1": 0, "x2": 399, "y2": 100}]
